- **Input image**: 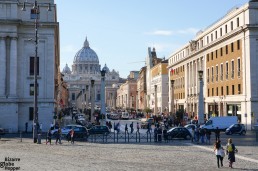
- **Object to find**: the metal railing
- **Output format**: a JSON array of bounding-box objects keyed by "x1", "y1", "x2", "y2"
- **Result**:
[{"x1": 87, "y1": 130, "x2": 180, "y2": 144}]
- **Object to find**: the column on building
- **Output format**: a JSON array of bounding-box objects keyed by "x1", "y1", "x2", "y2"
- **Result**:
[
  {"x1": 0, "y1": 37, "x2": 6, "y2": 96},
  {"x1": 192, "y1": 62, "x2": 195, "y2": 116},
  {"x1": 196, "y1": 59, "x2": 200, "y2": 116},
  {"x1": 154, "y1": 85, "x2": 157, "y2": 114},
  {"x1": 184, "y1": 64, "x2": 188, "y2": 112},
  {"x1": 9, "y1": 37, "x2": 17, "y2": 97}
]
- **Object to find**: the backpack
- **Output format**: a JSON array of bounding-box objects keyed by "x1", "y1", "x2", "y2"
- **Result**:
[{"x1": 228, "y1": 144, "x2": 235, "y2": 152}]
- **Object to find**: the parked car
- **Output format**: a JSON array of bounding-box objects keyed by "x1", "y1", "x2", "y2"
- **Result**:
[
  {"x1": 184, "y1": 124, "x2": 197, "y2": 133},
  {"x1": 88, "y1": 125, "x2": 110, "y2": 135},
  {"x1": 109, "y1": 113, "x2": 120, "y2": 120},
  {"x1": 66, "y1": 126, "x2": 88, "y2": 140},
  {"x1": 166, "y1": 127, "x2": 192, "y2": 140},
  {"x1": 121, "y1": 112, "x2": 130, "y2": 120},
  {"x1": 225, "y1": 123, "x2": 246, "y2": 135}
]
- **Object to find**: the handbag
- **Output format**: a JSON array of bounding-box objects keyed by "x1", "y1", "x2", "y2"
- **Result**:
[{"x1": 220, "y1": 148, "x2": 225, "y2": 157}]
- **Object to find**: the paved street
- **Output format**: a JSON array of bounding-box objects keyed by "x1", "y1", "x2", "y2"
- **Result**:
[{"x1": 0, "y1": 131, "x2": 258, "y2": 171}]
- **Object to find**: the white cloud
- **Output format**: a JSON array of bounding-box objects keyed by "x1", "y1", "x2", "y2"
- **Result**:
[
  {"x1": 146, "y1": 27, "x2": 199, "y2": 36},
  {"x1": 177, "y1": 28, "x2": 199, "y2": 34},
  {"x1": 148, "y1": 30, "x2": 173, "y2": 36},
  {"x1": 62, "y1": 44, "x2": 78, "y2": 53}
]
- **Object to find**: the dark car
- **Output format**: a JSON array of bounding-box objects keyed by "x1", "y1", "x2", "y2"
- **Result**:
[
  {"x1": 88, "y1": 125, "x2": 110, "y2": 135},
  {"x1": 166, "y1": 127, "x2": 192, "y2": 140},
  {"x1": 0, "y1": 128, "x2": 5, "y2": 135},
  {"x1": 66, "y1": 126, "x2": 88, "y2": 140},
  {"x1": 225, "y1": 123, "x2": 246, "y2": 135}
]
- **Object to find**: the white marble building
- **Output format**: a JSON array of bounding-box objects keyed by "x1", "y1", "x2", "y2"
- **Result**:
[
  {"x1": 62, "y1": 38, "x2": 120, "y2": 111},
  {"x1": 0, "y1": 0, "x2": 59, "y2": 132}
]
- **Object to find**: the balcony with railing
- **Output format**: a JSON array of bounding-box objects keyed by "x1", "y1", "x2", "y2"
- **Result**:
[
  {"x1": 238, "y1": 70, "x2": 241, "y2": 78},
  {"x1": 215, "y1": 74, "x2": 218, "y2": 81},
  {"x1": 220, "y1": 74, "x2": 223, "y2": 81},
  {"x1": 226, "y1": 72, "x2": 229, "y2": 80},
  {"x1": 231, "y1": 70, "x2": 234, "y2": 79}
]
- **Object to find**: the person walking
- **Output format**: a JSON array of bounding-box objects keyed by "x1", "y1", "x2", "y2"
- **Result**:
[
  {"x1": 25, "y1": 122, "x2": 28, "y2": 133},
  {"x1": 70, "y1": 129, "x2": 75, "y2": 144},
  {"x1": 195, "y1": 127, "x2": 200, "y2": 143},
  {"x1": 205, "y1": 130, "x2": 211, "y2": 145},
  {"x1": 116, "y1": 122, "x2": 120, "y2": 133},
  {"x1": 55, "y1": 128, "x2": 62, "y2": 145},
  {"x1": 108, "y1": 121, "x2": 112, "y2": 130},
  {"x1": 214, "y1": 140, "x2": 223, "y2": 168},
  {"x1": 146, "y1": 123, "x2": 151, "y2": 134},
  {"x1": 191, "y1": 127, "x2": 195, "y2": 143},
  {"x1": 125, "y1": 123, "x2": 128, "y2": 133},
  {"x1": 226, "y1": 138, "x2": 237, "y2": 168},
  {"x1": 136, "y1": 122, "x2": 140, "y2": 133},
  {"x1": 39, "y1": 123, "x2": 43, "y2": 133},
  {"x1": 215, "y1": 127, "x2": 220, "y2": 141},
  {"x1": 199, "y1": 128, "x2": 205, "y2": 144},
  {"x1": 130, "y1": 122, "x2": 134, "y2": 133},
  {"x1": 46, "y1": 129, "x2": 52, "y2": 145}
]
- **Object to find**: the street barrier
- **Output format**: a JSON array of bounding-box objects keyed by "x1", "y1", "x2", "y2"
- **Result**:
[{"x1": 88, "y1": 132, "x2": 159, "y2": 143}]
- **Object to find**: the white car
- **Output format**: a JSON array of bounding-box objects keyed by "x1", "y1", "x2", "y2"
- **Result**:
[{"x1": 184, "y1": 124, "x2": 197, "y2": 133}]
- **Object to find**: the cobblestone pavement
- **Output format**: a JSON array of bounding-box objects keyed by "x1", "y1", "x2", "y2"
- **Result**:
[{"x1": 0, "y1": 131, "x2": 258, "y2": 171}]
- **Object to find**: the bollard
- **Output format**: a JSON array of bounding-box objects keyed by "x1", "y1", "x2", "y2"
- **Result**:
[
  {"x1": 20, "y1": 131, "x2": 22, "y2": 142},
  {"x1": 37, "y1": 134, "x2": 41, "y2": 144}
]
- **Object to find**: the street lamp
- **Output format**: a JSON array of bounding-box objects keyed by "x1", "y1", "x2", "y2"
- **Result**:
[
  {"x1": 100, "y1": 69, "x2": 106, "y2": 125},
  {"x1": 90, "y1": 79, "x2": 95, "y2": 123},
  {"x1": 22, "y1": 0, "x2": 52, "y2": 143},
  {"x1": 198, "y1": 70, "x2": 204, "y2": 125},
  {"x1": 154, "y1": 85, "x2": 157, "y2": 115},
  {"x1": 85, "y1": 85, "x2": 89, "y2": 110},
  {"x1": 170, "y1": 80, "x2": 175, "y2": 115}
]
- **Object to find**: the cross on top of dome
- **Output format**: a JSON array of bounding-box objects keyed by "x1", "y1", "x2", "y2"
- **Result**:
[{"x1": 84, "y1": 37, "x2": 89, "y2": 48}]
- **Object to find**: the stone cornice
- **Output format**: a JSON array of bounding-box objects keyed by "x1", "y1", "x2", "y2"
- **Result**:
[
  {"x1": 0, "y1": 19, "x2": 22, "y2": 25},
  {"x1": 168, "y1": 26, "x2": 245, "y2": 69},
  {"x1": 0, "y1": 19, "x2": 58, "y2": 28}
]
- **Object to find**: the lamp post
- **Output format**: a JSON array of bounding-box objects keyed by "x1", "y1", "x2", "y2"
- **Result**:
[
  {"x1": 22, "y1": 0, "x2": 52, "y2": 143},
  {"x1": 198, "y1": 70, "x2": 204, "y2": 125},
  {"x1": 213, "y1": 99, "x2": 216, "y2": 117},
  {"x1": 90, "y1": 79, "x2": 95, "y2": 123},
  {"x1": 154, "y1": 85, "x2": 157, "y2": 115},
  {"x1": 100, "y1": 70, "x2": 106, "y2": 126},
  {"x1": 136, "y1": 91, "x2": 138, "y2": 112},
  {"x1": 170, "y1": 80, "x2": 175, "y2": 115},
  {"x1": 85, "y1": 85, "x2": 89, "y2": 110}
]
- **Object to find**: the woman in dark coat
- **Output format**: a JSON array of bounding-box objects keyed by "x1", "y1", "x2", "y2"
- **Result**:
[{"x1": 226, "y1": 138, "x2": 237, "y2": 168}]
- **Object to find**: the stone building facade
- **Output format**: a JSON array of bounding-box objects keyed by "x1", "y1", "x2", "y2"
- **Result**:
[
  {"x1": 168, "y1": 1, "x2": 258, "y2": 129},
  {"x1": 0, "y1": 0, "x2": 59, "y2": 132}
]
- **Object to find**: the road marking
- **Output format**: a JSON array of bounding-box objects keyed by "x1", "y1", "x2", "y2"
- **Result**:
[{"x1": 185, "y1": 143, "x2": 258, "y2": 164}]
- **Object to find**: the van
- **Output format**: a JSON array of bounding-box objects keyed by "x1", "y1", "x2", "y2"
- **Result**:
[{"x1": 200, "y1": 116, "x2": 238, "y2": 131}]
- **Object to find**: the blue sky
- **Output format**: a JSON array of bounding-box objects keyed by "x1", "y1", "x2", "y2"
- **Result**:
[{"x1": 56, "y1": 0, "x2": 249, "y2": 78}]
